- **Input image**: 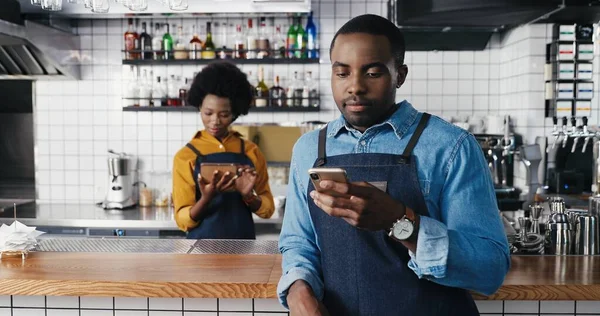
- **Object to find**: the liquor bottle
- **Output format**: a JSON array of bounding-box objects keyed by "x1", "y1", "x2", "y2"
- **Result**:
[
  {"x1": 255, "y1": 66, "x2": 269, "y2": 107},
  {"x1": 179, "y1": 78, "x2": 191, "y2": 106},
  {"x1": 305, "y1": 71, "x2": 319, "y2": 107},
  {"x1": 202, "y1": 22, "x2": 216, "y2": 59},
  {"x1": 246, "y1": 19, "x2": 257, "y2": 59},
  {"x1": 139, "y1": 22, "x2": 153, "y2": 60},
  {"x1": 124, "y1": 18, "x2": 139, "y2": 60},
  {"x1": 152, "y1": 76, "x2": 164, "y2": 106},
  {"x1": 272, "y1": 26, "x2": 286, "y2": 59},
  {"x1": 288, "y1": 71, "x2": 303, "y2": 107},
  {"x1": 269, "y1": 75, "x2": 286, "y2": 107},
  {"x1": 257, "y1": 17, "x2": 270, "y2": 59},
  {"x1": 163, "y1": 24, "x2": 174, "y2": 60},
  {"x1": 234, "y1": 25, "x2": 246, "y2": 59},
  {"x1": 295, "y1": 16, "x2": 306, "y2": 59},
  {"x1": 247, "y1": 70, "x2": 255, "y2": 107},
  {"x1": 125, "y1": 65, "x2": 139, "y2": 106},
  {"x1": 152, "y1": 23, "x2": 163, "y2": 60},
  {"x1": 286, "y1": 19, "x2": 297, "y2": 58},
  {"x1": 174, "y1": 25, "x2": 189, "y2": 60},
  {"x1": 139, "y1": 69, "x2": 151, "y2": 107},
  {"x1": 306, "y1": 12, "x2": 318, "y2": 59},
  {"x1": 189, "y1": 24, "x2": 203, "y2": 60},
  {"x1": 168, "y1": 75, "x2": 180, "y2": 106}
]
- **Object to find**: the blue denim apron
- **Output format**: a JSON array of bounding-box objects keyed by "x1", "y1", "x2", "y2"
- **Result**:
[
  {"x1": 185, "y1": 136, "x2": 256, "y2": 240},
  {"x1": 308, "y1": 113, "x2": 479, "y2": 315}
]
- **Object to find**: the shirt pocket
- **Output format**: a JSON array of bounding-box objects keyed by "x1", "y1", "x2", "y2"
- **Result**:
[{"x1": 419, "y1": 179, "x2": 431, "y2": 198}]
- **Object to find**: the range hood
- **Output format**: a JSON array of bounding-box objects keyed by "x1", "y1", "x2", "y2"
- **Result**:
[
  {"x1": 18, "y1": 0, "x2": 311, "y2": 17},
  {"x1": 389, "y1": 0, "x2": 600, "y2": 51},
  {"x1": 0, "y1": 0, "x2": 80, "y2": 80}
]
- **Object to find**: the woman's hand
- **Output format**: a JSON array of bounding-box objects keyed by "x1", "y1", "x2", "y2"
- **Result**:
[
  {"x1": 235, "y1": 166, "x2": 258, "y2": 198},
  {"x1": 198, "y1": 170, "x2": 237, "y2": 200}
]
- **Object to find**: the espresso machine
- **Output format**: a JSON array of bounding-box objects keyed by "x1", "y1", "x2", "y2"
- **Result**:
[
  {"x1": 475, "y1": 116, "x2": 523, "y2": 211},
  {"x1": 100, "y1": 150, "x2": 136, "y2": 210}
]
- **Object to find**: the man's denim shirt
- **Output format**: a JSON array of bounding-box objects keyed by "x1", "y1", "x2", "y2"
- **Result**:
[{"x1": 277, "y1": 101, "x2": 511, "y2": 308}]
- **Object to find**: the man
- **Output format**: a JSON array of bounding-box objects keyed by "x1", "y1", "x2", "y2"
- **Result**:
[{"x1": 277, "y1": 14, "x2": 510, "y2": 316}]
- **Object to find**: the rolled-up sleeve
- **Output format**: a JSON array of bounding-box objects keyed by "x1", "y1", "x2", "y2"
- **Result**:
[
  {"x1": 250, "y1": 148, "x2": 275, "y2": 219},
  {"x1": 277, "y1": 147, "x2": 323, "y2": 309},
  {"x1": 407, "y1": 132, "x2": 510, "y2": 296}
]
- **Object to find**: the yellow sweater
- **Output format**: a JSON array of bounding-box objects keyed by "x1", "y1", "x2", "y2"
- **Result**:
[{"x1": 172, "y1": 130, "x2": 274, "y2": 232}]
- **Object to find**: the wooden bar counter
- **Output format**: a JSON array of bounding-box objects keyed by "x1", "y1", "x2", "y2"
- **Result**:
[{"x1": 0, "y1": 251, "x2": 599, "y2": 301}]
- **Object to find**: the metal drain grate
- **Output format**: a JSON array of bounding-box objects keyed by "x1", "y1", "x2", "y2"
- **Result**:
[
  {"x1": 36, "y1": 238, "x2": 197, "y2": 254},
  {"x1": 189, "y1": 239, "x2": 280, "y2": 255}
]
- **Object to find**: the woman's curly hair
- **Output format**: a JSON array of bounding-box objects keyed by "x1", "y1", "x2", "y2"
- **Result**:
[{"x1": 187, "y1": 61, "x2": 254, "y2": 121}]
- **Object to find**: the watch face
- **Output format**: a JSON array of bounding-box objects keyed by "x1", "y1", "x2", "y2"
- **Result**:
[{"x1": 392, "y1": 219, "x2": 414, "y2": 240}]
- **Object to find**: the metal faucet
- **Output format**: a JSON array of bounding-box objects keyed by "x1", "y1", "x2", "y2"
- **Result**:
[
  {"x1": 550, "y1": 116, "x2": 561, "y2": 151},
  {"x1": 581, "y1": 117, "x2": 594, "y2": 153},
  {"x1": 570, "y1": 117, "x2": 580, "y2": 153},
  {"x1": 562, "y1": 116, "x2": 570, "y2": 148}
]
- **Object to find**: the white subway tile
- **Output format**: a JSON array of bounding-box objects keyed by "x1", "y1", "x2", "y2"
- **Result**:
[
  {"x1": 540, "y1": 300, "x2": 574, "y2": 313},
  {"x1": 114, "y1": 297, "x2": 147, "y2": 310},
  {"x1": 576, "y1": 301, "x2": 600, "y2": 313},
  {"x1": 149, "y1": 312, "x2": 181, "y2": 316},
  {"x1": 427, "y1": 65, "x2": 443, "y2": 80},
  {"x1": 254, "y1": 299, "x2": 286, "y2": 312},
  {"x1": 219, "y1": 299, "x2": 252, "y2": 311},
  {"x1": 81, "y1": 310, "x2": 113, "y2": 316},
  {"x1": 148, "y1": 298, "x2": 182, "y2": 311},
  {"x1": 442, "y1": 64, "x2": 459, "y2": 79},
  {"x1": 474, "y1": 300, "x2": 502, "y2": 313},
  {"x1": 13, "y1": 309, "x2": 45, "y2": 316},
  {"x1": 47, "y1": 309, "x2": 79, "y2": 316},
  {"x1": 13, "y1": 296, "x2": 45, "y2": 308},
  {"x1": 0, "y1": 308, "x2": 9, "y2": 316},
  {"x1": 184, "y1": 298, "x2": 217, "y2": 311},
  {"x1": 336, "y1": 2, "x2": 350, "y2": 17},
  {"x1": 115, "y1": 312, "x2": 148, "y2": 316},
  {"x1": 184, "y1": 313, "x2": 218, "y2": 316},
  {"x1": 218, "y1": 314, "x2": 251, "y2": 316},
  {"x1": 504, "y1": 300, "x2": 539, "y2": 313},
  {"x1": 459, "y1": 64, "x2": 474, "y2": 79},
  {"x1": 0, "y1": 297, "x2": 9, "y2": 307}
]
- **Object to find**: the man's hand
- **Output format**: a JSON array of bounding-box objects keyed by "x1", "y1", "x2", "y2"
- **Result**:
[
  {"x1": 288, "y1": 280, "x2": 330, "y2": 316},
  {"x1": 309, "y1": 180, "x2": 406, "y2": 231}
]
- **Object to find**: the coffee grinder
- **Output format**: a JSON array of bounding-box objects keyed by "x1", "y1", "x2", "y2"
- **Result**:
[{"x1": 101, "y1": 150, "x2": 136, "y2": 210}]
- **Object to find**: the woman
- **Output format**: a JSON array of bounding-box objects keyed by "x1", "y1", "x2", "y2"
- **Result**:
[{"x1": 172, "y1": 61, "x2": 274, "y2": 239}]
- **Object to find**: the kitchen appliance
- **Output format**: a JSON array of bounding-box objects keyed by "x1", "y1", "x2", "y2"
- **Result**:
[
  {"x1": 576, "y1": 215, "x2": 598, "y2": 255},
  {"x1": 520, "y1": 144, "x2": 543, "y2": 209},
  {"x1": 546, "y1": 135, "x2": 592, "y2": 194},
  {"x1": 475, "y1": 131, "x2": 523, "y2": 211},
  {"x1": 100, "y1": 150, "x2": 136, "y2": 210},
  {"x1": 545, "y1": 197, "x2": 573, "y2": 255}
]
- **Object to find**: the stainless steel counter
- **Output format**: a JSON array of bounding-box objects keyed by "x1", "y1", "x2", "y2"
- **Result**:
[{"x1": 0, "y1": 203, "x2": 282, "y2": 229}]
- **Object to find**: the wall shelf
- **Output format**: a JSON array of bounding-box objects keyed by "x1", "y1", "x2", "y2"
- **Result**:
[
  {"x1": 122, "y1": 106, "x2": 320, "y2": 112},
  {"x1": 122, "y1": 58, "x2": 320, "y2": 66}
]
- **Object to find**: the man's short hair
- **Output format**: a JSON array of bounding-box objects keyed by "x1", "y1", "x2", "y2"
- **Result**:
[{"x1": 330, "y1": 14, "x2": 406, "y2": 66}]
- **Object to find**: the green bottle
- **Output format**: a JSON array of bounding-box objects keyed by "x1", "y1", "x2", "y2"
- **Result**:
[
  {"x1": 294, "y1": 17, "x2": 306, "y2": 59},
  {"x1": 286, "y1": 19, "x2": 297, "y2": 58},
  {"x1": 163, "y1": 24, "x2": 174, "y2": 60}
]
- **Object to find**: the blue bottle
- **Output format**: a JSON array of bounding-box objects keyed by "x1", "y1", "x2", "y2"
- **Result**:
[{"x1": 306, "y1": 11, "x2": 318, "y2": 59}]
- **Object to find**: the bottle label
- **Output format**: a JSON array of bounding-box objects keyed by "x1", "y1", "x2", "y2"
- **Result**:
[
  {"x1": 287, "y1": 36, "x2": 296, "y2": 58},
  {"x1": 255, "y1": 98, "x2": 268, "y2": 107},
  {"x1": 190, "y1": 43, "x2": 202, "y2": 59},
  {"x1": 201, "y1": 50, "x2": 216, "y2": 59}
]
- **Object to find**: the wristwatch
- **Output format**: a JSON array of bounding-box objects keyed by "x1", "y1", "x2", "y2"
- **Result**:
[{"x1": 388, "y1": 207, "x2": 417, "y2": 241}]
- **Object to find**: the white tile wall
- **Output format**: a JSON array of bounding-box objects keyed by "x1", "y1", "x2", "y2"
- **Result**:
[
  {"x1": 33, "y1": 0, "x2": 582, "y2": 203},
  {"x1": 0, "y1": 296, "x2": 599, "y2": 315}
]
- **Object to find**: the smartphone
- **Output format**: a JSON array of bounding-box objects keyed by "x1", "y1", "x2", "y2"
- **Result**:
[
  {"x1": 200, "y1": 163, "x2": 238, "y2": 183},
  {"x1": 308, "y1": 168, "x2": 349, "y2": 197}
]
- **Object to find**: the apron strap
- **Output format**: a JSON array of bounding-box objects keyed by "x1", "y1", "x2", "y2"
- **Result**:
[
  {"x1": 186, "y1": 143, "x2": 203, "y2": 157},
  {"x1": 401, "y1": 113, "x2": 431, "y2": 160},
  {"x1": 240, "y1": 138, "x2": 245, "y2": 154},
  {"x1": 186, "y1": 143, "x2": 203, "y2": 201},
  {"x1": 316, "y1": 124, "x2": 328, "y2": 166}
]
